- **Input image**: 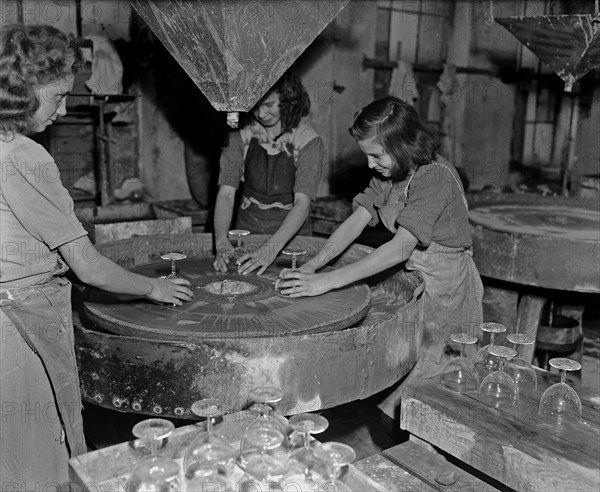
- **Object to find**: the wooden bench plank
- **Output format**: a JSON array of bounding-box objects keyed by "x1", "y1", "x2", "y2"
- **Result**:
[
  {"x1": 383, "y1": 441, "x2": 496, "y2": 491},
  {"x1": 354, "y1": 453, "x2": 437, "y2": 491},
  {"x1": 400, "y1": 376, "x2": 600, "y2": 491}
]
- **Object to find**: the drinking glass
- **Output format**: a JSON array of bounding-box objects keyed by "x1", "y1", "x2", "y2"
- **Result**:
[
  {"x1": 184, "y1": 399, "x2": 235, "y2": 481},
  {"x1": 281, "y1": 247, "x2": 306, "y2": 269},
  {"x1": 126, "y1": 418, "x2": 181, "y2": 492},
  {"x1": 539, "y1": 358, "x2": 582, "y2": 423},
  {"x1": 183, "y1": 441, "x2": 236, "y2": 491},
  {"x1": 131, "y1": 418, "x2": 175, "y2": 458},
  {"x1": 477, "y1": 346, "x2": 518, "y2": 411},
  {"x1": 440, "y1": 333, "x2": 479, "y2": 394},
  {"x1": 472, "y1": 322, "x2": 507, "y2": 380},
  {"x1": 505, "y1": 333, "x2": 537, "y2": 394},
  {"x1": 313, "y1": 442, "x2": 356, "y2": 492},
  {"x1": 227, "y1": 229, "x2": 250, "y2": 270},
  {"x1": 160, "y1": 252, "x2": 187, "y2": 279},
  {"x1": 242, "y1": 427, "x2": 289, "y2": 490},
  {"x1": 288, "y1": 413, "x2": 329, "y2": 481},
  {"x1": 239, "y1": 387, "x2": 289, "y2": 467}
]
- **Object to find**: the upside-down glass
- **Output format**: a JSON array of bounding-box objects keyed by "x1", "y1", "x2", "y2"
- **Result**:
[
  {"x1": 243, "y1": 427, "x2": 289, "y2": 490},
  {"x1": 126, "y1": 418, "x2": 181, "y2": 492},
  {"x1": 288, "y1": 413, "x2": 329, "y2": 481},
  {"x1": 539, "y1": 358, "x2": 582, "y2": 423},
  {"x1": 160, "y1": 252, "x2": 187, "y2": 279},
  {"x1": 239, "y1": 387, "x2": 289, "y2": 467},
  {"x1": 440, "y1": 333, "x2": 479, "y2": 394},
  {"x1": 184, "y1": 399, "x2": 235, "y2": 481},
  {"x1": 477, "y1": 345, "x2": 518, "y2": 411},
  {"x1": 313, "y1": 442, "x2": 356, "y2": 492},
  {"x1": 281, "y1": 247, "x2": 307, "y2": 270},
  {"x1": 505, "y1": 333, "x2": 537, "y2": 394},
  {"x1": 472, "y1": 322, "x2": 508, "y2": 380},
  {"x1": 227, "y1": 229, "x2": 250, "y2": 270},
  {"x1": 183, "y1": 441, "x2": 236, "y2": 491}
]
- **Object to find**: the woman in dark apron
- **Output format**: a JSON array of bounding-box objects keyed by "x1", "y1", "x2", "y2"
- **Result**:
[
  {"x1": 213, "y1": 73, "x2": 325, "y2": 275},
  {"x1": 277, "y1": 97, "x2": 484, "y2": 419},
  {"x1": 0, "y1": 25, "x2": 193, "y2": 488}
]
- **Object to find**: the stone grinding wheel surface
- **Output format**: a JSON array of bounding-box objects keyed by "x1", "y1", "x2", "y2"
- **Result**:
[
  {"x1": 85, "y1": 258, "x2": 371, "y2": 340},
  {"x1": 470, "y1": 203, "x2": 600, "y2": 241}
]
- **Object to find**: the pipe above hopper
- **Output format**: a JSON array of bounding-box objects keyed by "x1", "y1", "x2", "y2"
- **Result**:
[{"x1": 131, "y1": 0, "x2": 349, "y2": 112}]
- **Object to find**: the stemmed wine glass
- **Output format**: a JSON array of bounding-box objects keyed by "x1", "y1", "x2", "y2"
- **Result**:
[
  {"x1": 472, "y1": 322, "x2": 507, "y2": 380},
  {"x1": 505, "y1": 333, "x2": 537, "y2": 394},
  {"x1": 440, "y1": 333, "x2": 479, "y2": 394},
  {"x1": 184, "y1": 399, "x2": 235, "y2": 483},
  {"x1": 313, "y1": 442, "x2": 356, "y2": 492},
  {"x1": 126, "y1": 418, "x2": 181, "y2": 491},
  {"x1": 160, "y1": 252, "x2": 187, "y2": 279},
  {"x1": 227, "y1": 229, "x2": 250, "y2": 270},
  {"x1": 477, "y1": 346, "x2": 519, "y2": 411},
  {"x1": 281, "y1": 247, "x2": 306, "y2": 270},
  {"x1": 539, "y1": 358, "x2": 582, "y2": 423},
  {"x1": 288, "y1": 413, "x2": 329, "y2": 481},
  {"x1": 242, "y1": 427, "x2": 289, "y2": 490},
  {"x1": 239, "y1": 387, "x2": 289, "y2": 467}
]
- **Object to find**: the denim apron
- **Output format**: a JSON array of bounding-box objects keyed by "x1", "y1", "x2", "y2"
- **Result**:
[
  {"x1": 0, "y1": 266, "x2": 87, "y2": 458},
  {"x1": 236, "y1": 138, "x2": 311, "y2": 235},
  {"x1": 378, "y1": 163, "x2": 484, "y2": 418}
]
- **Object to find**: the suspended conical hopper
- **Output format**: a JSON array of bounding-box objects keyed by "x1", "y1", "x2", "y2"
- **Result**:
[
  {"x1": 496, "y1": 14, "x2": 600, "y2": 91},
  {"x1": 131, "y1": 0, "x2": 349, "y2": 111}
]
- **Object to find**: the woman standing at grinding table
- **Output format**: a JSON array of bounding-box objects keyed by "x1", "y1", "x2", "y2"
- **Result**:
[
  {"x1": 213, "y1": 72, "x2": 325, "y2": 275},
  {"x1": 277, "y1": 97, "x2": 484, "y2": 419},
  {"x1": 0, "y1": 25, "x2": 193, "y2": 487}
]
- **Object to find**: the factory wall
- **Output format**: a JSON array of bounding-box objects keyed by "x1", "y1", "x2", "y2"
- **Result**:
[{"x1": 2, "y1": 0, "x2": 598, "y2": 204}]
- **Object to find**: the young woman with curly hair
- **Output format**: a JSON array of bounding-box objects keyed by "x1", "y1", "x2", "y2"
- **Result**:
[
  {"x1": 278, "y1": 97, "x2": 484, "y2": 419},
  {"x1": 0, "y1": 24, "x2": 193, "y2": 487},
  {"x1": 213, "y1": 72, "x2": 325, "y2": 275}
]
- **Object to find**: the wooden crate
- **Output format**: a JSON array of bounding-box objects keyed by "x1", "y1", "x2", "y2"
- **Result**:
[{"x1": 69, "y1": 411, "x2": 388, "y2": 491}]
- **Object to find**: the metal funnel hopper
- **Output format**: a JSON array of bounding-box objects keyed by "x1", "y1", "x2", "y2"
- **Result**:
[
  {"x1": 131, "y1": 0, "x2": 349, "y2": 112},
  {"x1": 496, "y1": 14, "x2": 600, "y2": 91}
]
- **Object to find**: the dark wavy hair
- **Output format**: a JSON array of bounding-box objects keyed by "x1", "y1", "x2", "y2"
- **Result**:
[
  {"x1": 255, "y1": 72, "x2": 311, "y2": 135},
  {"x1": 349, "y1": 97, "x2": 439, "y2": 181},
  {"x1": 0, "y1": 24, "x2": 82, "y2": 139}
]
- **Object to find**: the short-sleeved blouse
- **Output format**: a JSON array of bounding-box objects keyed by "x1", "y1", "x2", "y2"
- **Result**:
[
  {"x1": 353, "y1": 157, "x2": 472, "y2": 248},
  {"x1": 218, "y1": 118, "x2": 324, "y2": 201},
  {"x1": 0, "y1": 134, "x2": 87, "y2": 287}
]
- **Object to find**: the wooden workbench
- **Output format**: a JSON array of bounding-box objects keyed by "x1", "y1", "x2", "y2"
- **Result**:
[{"x1": 400, "y1": 371, "x2": 600, "y2": 491}]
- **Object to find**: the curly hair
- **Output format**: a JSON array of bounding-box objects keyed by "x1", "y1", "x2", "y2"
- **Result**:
[
  {"x1": 275, "y1": 72, "x2": 311, "y2": 134},
  {"x1": 0, "y1": 24, "x2": 82, "y2": 139},
  {"x1": 349, "y1": 97, "x2": 439, "y2": 181}
]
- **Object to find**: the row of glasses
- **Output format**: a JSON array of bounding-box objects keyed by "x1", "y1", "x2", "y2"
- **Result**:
[
  {"x1": 440, "y1": 323, "x2": 583, "y2": 423},
  {"x1": 237, "y1": 387, "x2": 356, "y2": 490},
  {"x1": 125, "y1": 386, "x2": 357, "y2": 490}
]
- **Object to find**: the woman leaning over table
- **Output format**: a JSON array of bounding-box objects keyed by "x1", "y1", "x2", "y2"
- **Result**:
[
  {"x1": 0, "y1": 24, "x2": 192, "y2": 488},
  {"x1": 277, "y1": 97, "x2": 484, "y2": 419}
]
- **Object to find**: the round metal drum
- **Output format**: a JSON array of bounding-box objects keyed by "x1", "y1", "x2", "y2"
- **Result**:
[
  {"x1": 469, "y1": 194, "x2": 600, "y2": 292},
  {"x1": 74, "y1": 234, "x2": 425, "y2": 418}
]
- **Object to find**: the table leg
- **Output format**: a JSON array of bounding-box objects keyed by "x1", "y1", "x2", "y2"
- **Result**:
[{"x1": 516, "y1": 293, "x2": 547, "y2": 363}]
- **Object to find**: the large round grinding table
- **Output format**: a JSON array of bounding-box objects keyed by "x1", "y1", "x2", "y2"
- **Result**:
[
  {"x1": 75, "y1": 234, "x2": 425, "y2": 418},
  {"x1": 85, "y1": 259, "x2": 371, "y2": 340},
  {"x1": 469, "y1": 193, "x2": 600, "y2": 360}
]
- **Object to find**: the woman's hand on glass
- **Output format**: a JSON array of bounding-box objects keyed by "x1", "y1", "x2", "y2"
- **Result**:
[
  {"x1": 213, "y1": 239, "x2": 235, "y2": 272},
  {"x1": 146, "y1": 277, "x2": 193, "y2": 306},
  {"x1": 276, "y1": 270, "x2": 333, "y2": 297}
]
